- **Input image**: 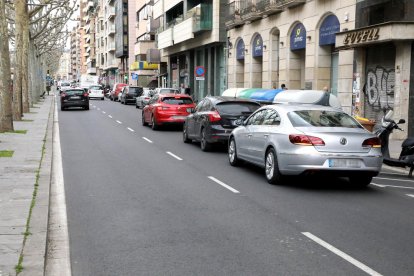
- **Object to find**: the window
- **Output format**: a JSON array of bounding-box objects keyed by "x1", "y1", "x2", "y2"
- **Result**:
[
  {"x1": 288, "y1": 110, "x2": 363, "y2": 128},
  {"x1": 246, "y1": 110, "x2": 266, "y2": 125},
  {"x1": 215, "y1": 102, "x2": 260, "y2": 115},
  {"x1": 161, "y1": 97, "x2": 193, "y2": 105},
  {"x1": 262, "y1": 110, "x2": 281, "y2": 125}
]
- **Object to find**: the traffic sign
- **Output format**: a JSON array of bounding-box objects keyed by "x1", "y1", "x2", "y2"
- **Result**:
[{"x1": 195, "y1": 66, "x2": 205, "y2": 77}]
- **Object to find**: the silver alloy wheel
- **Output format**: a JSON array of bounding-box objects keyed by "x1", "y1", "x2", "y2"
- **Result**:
[
  {"x1": 265, "y1": 151, "x2": 275, "y2": 180},
  {"x1": 229, "y1": 140, "x2": 235, "y2": 163}
]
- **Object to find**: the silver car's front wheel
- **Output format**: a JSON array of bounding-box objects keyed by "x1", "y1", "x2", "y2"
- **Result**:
[
  {"x1": 265, "y1": 148, "x2": 283, "y2": 185},
  {"x1": 228, "y1": 138, "x2": 240, "y2": 166}
]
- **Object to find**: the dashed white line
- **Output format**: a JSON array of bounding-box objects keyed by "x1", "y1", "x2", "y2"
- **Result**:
[
  {"x1": 406, "y1": 194, "x2": 414, "y2": 198},
  {"x1": 102, "y1": 111, "x2": 106, "y2": 114},
  {"x1": 208, "y1": 176, "x2": 240, "y2": 194},
  {"x1": 142, "y1": 137, "x2": 153, "y2": 143},
  {"x1": 166, "y1": 151, "x2": 183, "y2": 161},
  {"x1": 302, "y1": 232, "x2": 382, "y2": 276},
  {"x1": 108, "y1": 115, "x2": 112, "y2": 118},
  {"x1": 371, "y1": 183, "x2": 414, "y2": 190},
  {"x1": 374, "y1": 176, "x2": 414, "y2": 183},
  {"x1": 97, "y1": 108, "x2": 101, "y2": 110},
  {"x1": 127, "y1": 127, "x2": 134, "y2": 132},
  {"x1": 116, "y1": 120, "x2": 122, "y2": 124}
]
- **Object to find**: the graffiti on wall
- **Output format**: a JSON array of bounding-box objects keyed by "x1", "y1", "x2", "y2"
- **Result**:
[{"x1": 363, "y1": 66, "x2": 395, "y2": 111}]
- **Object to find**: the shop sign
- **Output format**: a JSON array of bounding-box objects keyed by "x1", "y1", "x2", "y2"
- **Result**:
[
  {"x1": 236, "y1": 39, "x2": 245, "y2": 60},
  {"x1": 343, "y1": 28, "x2": 380, "y2": 46},
  {"x1": 319, "y1": 15, "x2": 340, "y2": 46},
  {"x1": 131, "y1": 73, "x2": 138, "y2": 80},
  {"x1": 290, "y1": 23, "x2": 306, "y2": 50},
  {"x1": 252, "y1": 34, "x2": 263, "y2": 57}
]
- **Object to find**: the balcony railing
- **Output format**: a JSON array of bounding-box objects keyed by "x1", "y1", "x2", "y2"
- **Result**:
[
  {"x1": 147, "y1": 17, "x2": 160, "y2": 35},
  {"x1": 107, "y1": 25, "x2": 115, "y2": 35},
  {"x1": 107, "y1": 7, "x2": 115, "y2": 20},
  {"x1": 107, "y1": 42, "x2": 115, "y2": 52},
  {"x1": 255, "y1": 0, "x2": 283, "y2": 16},
  {"x1": 225, "y1": 1, "x2": 244, "y2": 29},
  {"x1": 240, "y1": 1, "x2": 261, "y2": 22},
  {"x1": 275, "y1": 0, "x2": 306, "y2": 8}
]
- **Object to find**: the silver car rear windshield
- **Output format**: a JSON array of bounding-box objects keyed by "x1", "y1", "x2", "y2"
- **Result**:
[{"x1": 288, "y1": 110, "x2": 363, "y2": 128}]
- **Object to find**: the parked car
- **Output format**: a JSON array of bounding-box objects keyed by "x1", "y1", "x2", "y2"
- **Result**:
[
  {"x1": 142, "y1": 93, "x2": 195, "y2": 130},
  {"x1": 60, "y1": 88, "x2": 89, "y2": 111},
  {"x1": 120, "y1": 86, "x2": 143, "y2": 105},
  {"x1": 110, "y1": 83, "x2": 128, "y2": 101},
  {"x1": 135, "y1": 88, "x2": 154, "y2": 109},
  {"x1": 153, "y1": 87, "x2": 180, "y2": 95},
  {"x1": 228, "y1": 104, "x2": 382, "y2": 186},
  {"x1": 183, "y1": 96, "x2": 261, "y2": 151},
  {"x1": 88, "y1": 85, "x2": 105, "y2": 100},
  {"x1": 58, "y1": 81, "x2": 71, "y2": 92}
]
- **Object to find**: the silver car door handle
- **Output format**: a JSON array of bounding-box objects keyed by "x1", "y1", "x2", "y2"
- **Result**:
[{"x1": 264, "y1": 134, "x2": 269, "y2": 138}]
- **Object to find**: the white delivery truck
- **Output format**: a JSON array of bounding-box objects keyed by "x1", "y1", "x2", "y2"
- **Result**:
[{"x1": 79, "y1": 75, "x2": 100, "y2": 91}]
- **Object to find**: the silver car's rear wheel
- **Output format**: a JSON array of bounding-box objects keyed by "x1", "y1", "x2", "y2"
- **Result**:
[
  {"x1": 228, "y1": 138, "x2": 240, "y2": 166},
  {"x1": 265, "y1": 148, "x2": 283, "y2": 185}
]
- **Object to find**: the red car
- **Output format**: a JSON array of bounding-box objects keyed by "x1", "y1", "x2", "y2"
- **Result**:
[
  {"x1": 110, "y1": 83, "x2": 128, "y2": 101},
  {"x1": 142, "y1": 93, "x2": 195, "y2": 130}
]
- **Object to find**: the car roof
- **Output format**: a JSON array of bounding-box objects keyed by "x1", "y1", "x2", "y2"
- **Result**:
[
  {"x1": 205, "y1": 96, "x2": 261, "y2": 105},
  {"x1": 262, "y1": 103, "x2": 344, "y2": 113}
]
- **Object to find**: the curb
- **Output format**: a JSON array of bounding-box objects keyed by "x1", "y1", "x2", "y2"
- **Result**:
[{"x1": 19, "y1": 96, "x2": 54, "y2": 276}]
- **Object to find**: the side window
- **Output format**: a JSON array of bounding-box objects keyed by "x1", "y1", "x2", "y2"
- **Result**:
[
  {"x1": 246, "y1": 110, "x2": 265, "y2": 125},
  {"x1": 263, "y1": 110, "x2": 281, "y2": 125}
]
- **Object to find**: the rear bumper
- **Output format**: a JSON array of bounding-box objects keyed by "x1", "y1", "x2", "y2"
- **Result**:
[
  {"x1": 206, "y1": 125, "x2": 234, "y2": 143},
  {"x1": 61, "y1": 100, "x2": 89, "y2": 108}
]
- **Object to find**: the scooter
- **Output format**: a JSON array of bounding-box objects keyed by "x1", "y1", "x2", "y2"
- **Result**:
[{"x1": 374, "y1": 110, "x2": 414, "y2": 178}]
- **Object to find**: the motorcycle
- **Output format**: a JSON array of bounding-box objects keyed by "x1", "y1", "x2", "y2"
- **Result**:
[{"x1": 374, "y1": 110, "x2": 414, "y2": 178}]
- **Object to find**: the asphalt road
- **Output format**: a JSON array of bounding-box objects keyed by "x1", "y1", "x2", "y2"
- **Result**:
[{"x1": 58, "y1": 98, "x2": 414, "y2": 276}]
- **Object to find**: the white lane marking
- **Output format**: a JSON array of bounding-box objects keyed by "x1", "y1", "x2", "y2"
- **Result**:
[
  {"x1": 142, "y1": 137, "x2": 153, "y2": 143},
  {"x1": 374, "y1": 176, "x2": 414, "y2": 183},
  {"x1": 302, "y1": 232, "x2": 382, "y2": 276},
  {"x1": 97, "y1": 108, "x2": 101, "y2": 111},
  {"x1": 108, "y1": 115, "x2": 112, "y2": 118},
  {"x1": 166, "y1": 151, "x2": 183, "y2": 161},
  {"x1": 116, "y1": 120, "x2": 122, "y2": 124},
  {"x1": 371, "y1": 183, "x2": 414, "y2": 190},
  {"x1": 406, "y1": 194, "x2": 414, "y2": 198},
  {"x1": 208, "y1": 176, "x2": 240, "y2": 194},
  {"x1": 127, "y1": 127, "x2": 134, "y2": 132},
  {"x1": 102, "y1": 111, "x2": 106, "y2": 114}
]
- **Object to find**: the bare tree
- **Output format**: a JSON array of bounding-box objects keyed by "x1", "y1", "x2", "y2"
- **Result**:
[{"x1": 0, "y1": 0, "x2": 14, "y2": 131}]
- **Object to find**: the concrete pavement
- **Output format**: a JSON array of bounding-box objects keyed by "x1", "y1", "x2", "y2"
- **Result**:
[{"x1": 0, "y1": 93, "x2": 411, "y2": 275}]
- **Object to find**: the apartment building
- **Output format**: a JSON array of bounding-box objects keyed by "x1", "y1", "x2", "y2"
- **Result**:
[
  {"x1": 82, "y1": 0, "x2": 98, "y2": 75},
  {"x1": 95, "y1": 0, "x2": 118, "y2": 87},
  {"x1": 56, "y1": 50, "x2": 71, "y2": 80},
  {"x1": 70, "y1": 26, "x2": 82, "y2": 81},
  {"x1": 115, "y1": 0, "x2": 129, "y2": 83},
  {"x1": 130, "y1": 0, "x2": 162, "y2": 88},
  {"x1": 155, "y1": 0, "x2": 227, "y2": 101}
]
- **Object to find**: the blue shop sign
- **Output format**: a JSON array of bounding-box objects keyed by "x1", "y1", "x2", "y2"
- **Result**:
[
  {"x1": 236, "y1": 39, "x2": 245, "y2": 60},
  {"x1": 252, "y1": 34, "x2": 263, "y2": 57},
  {"x1": 131, "y1": 73, "x2": 138, "y2": 80},
  {"x1": 290, "y1": 23, "x2": 306, "y2": 51},
  {"x1": 319, "y1": 15, "x2": 340, "y2": 46}
]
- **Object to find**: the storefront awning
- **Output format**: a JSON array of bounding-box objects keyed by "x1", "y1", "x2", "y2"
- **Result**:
[{"x1": 335, "y1": 22, "x2": 414, "y2": 50}]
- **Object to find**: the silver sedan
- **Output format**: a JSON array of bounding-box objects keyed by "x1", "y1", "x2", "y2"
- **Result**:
[{"x1": 228, "y1": 104, "x2": 383, "y2": 187}]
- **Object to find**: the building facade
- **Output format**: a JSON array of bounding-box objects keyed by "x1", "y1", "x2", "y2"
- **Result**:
[
  {"x1": 56, "y1": 50, "x2": 71, "y2": 81},
  {"x1": 336, "y1": 0, "x2": 414, "y2": 138},
  {"x1": 155, "y1": 0, "x2": 227, "y2": 101}
]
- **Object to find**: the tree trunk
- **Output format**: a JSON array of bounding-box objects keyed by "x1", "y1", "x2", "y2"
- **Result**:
[
  {"x1": 13, "y1": 0, "x2": 25, "y2": 120},
  {"x1": 0, "y1": 0, "x2": 14, "y2": 132},
  {"x1": 22, "y1": 14, "x2": 30, "y2": 112}
]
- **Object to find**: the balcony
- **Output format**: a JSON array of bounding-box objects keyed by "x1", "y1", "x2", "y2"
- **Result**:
[
  {"x1": 225, "y1": 1, "x2": 244, "y2": 29},
  {"x1": 134, "y1": 40, "x2": 155, "y2": 56},
  {"x1": 240, "y1": 1, "x2": 261, "y2": 23},
  {"x1": 256, "y1": 0, "x2": 282, "y2": 16},
  {"x1": 147, "y1": 17, "x2": 160, "y2": 35},
  {"x1": 275, "y1": 0, "x2": 306, "y2": 9},
  {"x1": 107, "y1": 25, "x2": 115, "y2": 35},
  {"x1": 157, "y1": 4, "x2": 212, "y2": 48},
  {"x1": 87, "y1": 67, "x2": 97, "y2": 74},
  {"x1": 108, "y1": 42, "x2": 115, "y2": 52},
  {"x1": 107, "y1": 7, "x2": 115, "y2": 20}
]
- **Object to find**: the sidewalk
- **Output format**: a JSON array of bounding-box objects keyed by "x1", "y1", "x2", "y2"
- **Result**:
[
  {"x1": 0, "y1": 95, "x2": 54, "y2": 276},
  {"x1": 0, "y1": 94, "x2": 410, "y2": 275}
]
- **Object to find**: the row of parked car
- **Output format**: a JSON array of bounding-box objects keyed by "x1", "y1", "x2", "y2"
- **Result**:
[{"x1": 109, "y1": 86, "x2": 382, "y2": 187}]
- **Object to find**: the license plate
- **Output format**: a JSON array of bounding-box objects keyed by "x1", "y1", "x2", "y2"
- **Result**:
[
  {"x1": 328, "y1": 159, "x2": 362, "y2": 168},
  {"x1": 71, "y1": 96, "x2": 80, "y2": 99},
  {"x1": 172, "y1": 116, "x2": 186, "y2": 120}
]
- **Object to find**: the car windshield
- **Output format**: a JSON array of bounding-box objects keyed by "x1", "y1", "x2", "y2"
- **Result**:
[
  {"x1": 65, "y1": 90, "x2": 84, "y2": 95},
  {"x1": 288, "y1": 110, "x2": 363, "y2": 128},
  {"x1": 162, "y1": 97, "x2": 193, "y2": 105},
  {"x1": 160, "y1": 89, "x2": 179, "y2": 94},
  {"x1": 215, "y1": 102, "x2": 260, "y2": 115},
  {"x1": 129, "y1": 87, "x2": 143, "y2": 95},
  {"x1": 89, "y1": 86, "x2": 102, "y2": 90}
]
